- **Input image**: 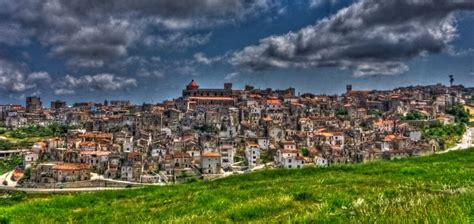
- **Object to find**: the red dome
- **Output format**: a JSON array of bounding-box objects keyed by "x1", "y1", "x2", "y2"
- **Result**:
[{"x1": 186, "y1": 80, "x2": 199, "y2": 90}]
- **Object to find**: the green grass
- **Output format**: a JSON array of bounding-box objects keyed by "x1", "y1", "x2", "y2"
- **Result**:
[{"x1": 1, "y1": 149, "x2": 474, "y2": 223}]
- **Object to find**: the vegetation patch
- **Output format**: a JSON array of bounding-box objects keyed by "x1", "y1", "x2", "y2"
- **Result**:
[{"x1": 0, "y1": 156, "x2": 22, "y2": 175}]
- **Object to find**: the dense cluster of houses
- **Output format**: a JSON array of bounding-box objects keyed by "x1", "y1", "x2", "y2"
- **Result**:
[{"x1": 1, "y1": 80, "x2": 473, "y2": 186}]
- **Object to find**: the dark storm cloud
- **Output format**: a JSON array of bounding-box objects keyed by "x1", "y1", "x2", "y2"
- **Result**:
[
  {"x1": 0, "y1": 0, "x2": 275, "y2": 68},
  {"x1": 231, "y1": 0, "x2": 474, "y2": 76}
]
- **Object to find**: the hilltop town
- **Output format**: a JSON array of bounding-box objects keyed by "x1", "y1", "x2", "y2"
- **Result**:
[{"x1": 1, "y1": 80, "x2": 473, "y2": 188}]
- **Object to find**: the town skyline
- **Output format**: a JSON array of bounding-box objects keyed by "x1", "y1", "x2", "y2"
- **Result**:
[{"x1": 1, "y1": 78, "x2": 471, "y2": 106}]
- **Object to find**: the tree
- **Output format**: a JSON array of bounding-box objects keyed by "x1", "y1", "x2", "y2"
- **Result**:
[
  {"x1": 301, "y1": 147, "x2": 309, "y2": 157},
  {"x1": 402, "y1": 111, "x2": 427, "y2": 121},
  {"x1": 335, "y1": 108, "x2": 348, "y2": 116},
  {"x1": 0, "y1": 140, "x2": 12, "y2": 151},
  {"x1": 446, "y1": 103, "x2": 471, "y2": 124}
]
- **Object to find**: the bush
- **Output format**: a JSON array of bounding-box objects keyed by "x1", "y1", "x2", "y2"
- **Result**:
[
  {"x1": 402, "y1": 110, "x2": 427, "y2": 120},
  {"x1": 0, "y1": 156, "x2": 23, "y2": 175},
  {"x1": 5, "y1": 123, "x2": 79, "y2": 139},
  {"x1": 0, "y1": 140, "x2": 12, "y2": 151},
  {"x1": 193, "y1": 124, "x2": 216, "y2": 133},
  {"x1": 335, "y1": 108, "x2": 348, "y2": 116},
  {"x1": 301, "y1": 147, "x2": 309, "y2": 157},
  {"x1": 423, "y1": 122, "x2": 466, "y2": 149},
  {"x1": 446, "y1": 103, "x2": 471, "y2": 124}
]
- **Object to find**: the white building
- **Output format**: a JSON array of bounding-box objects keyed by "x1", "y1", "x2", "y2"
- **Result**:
[
  {"x1": 122, "y1": 136, "x2": 134, "y2": 153},
  {"x1": 200, "y1": 152, "x2": 222, "y2": 174},
  {"x1": 121, "y1": 166, "x2": 134, "y2": 181},
  {"x1": 275, "y1": 149, "x2": 305, "y2": 169},
  {"x1": 245, "y1": 144, "x2": 261, "y2": 169},
  {"x1": 257, "y1": 137, "x2": 270, "y2": 150},
  {"x1": 24, "y1": 152, "x2": 39, "y2": 168},
  {"x1": 314, "y1": 156, "x2": 328, "y2": 167},
  {"x1": 218, "y1": 145, "x2": 235, "y2": 170}
]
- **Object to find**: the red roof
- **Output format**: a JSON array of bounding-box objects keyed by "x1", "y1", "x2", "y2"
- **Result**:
[
  {"x1": 53, "y1": 163, "x2": 89, "y2": 171},
  {"x1": 187, "y1": 80, "x2": 199, "y2": 90}
]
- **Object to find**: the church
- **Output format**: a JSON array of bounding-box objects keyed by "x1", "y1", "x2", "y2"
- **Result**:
[{"x1": 178, "y1": 80, "x2": 240, "y2": 110}]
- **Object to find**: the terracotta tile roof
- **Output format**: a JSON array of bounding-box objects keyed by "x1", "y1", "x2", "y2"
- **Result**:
[
  {"x1": 266, "y1": 99, "x2": 282, "y2": 106},
  {"x1": 202, "y1": 152, "x2": 221, "y2": 158},
  {"x1": 188, "y1": 97, "x2": 234, "y2": 101},
  {"x1": 52, "y1": 163, "x2": 89, "y2": 171},
  {"x1": 79, "y1": 141, "x2": 97, "y2": 147},
  {"x1": 384, "y1": 134, "x2": 397, "y2": 142},
  {"x1": 80, "y1": 151, "x2": 111, "y2": 156}
]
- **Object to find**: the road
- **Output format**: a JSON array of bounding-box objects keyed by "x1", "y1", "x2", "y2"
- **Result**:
[
  {"x1": 438, "y1": 127, "x2": 473, "y2": 154},
  {"x1": 90, "y1": 173, "x2": 165, "y2": 186},
  {"x1": 0, "y1": 185, "x2": 134, "y2": 193},
  {"x1": 0, "y1": 171, "x2": 17, "y2": 187},
  {"x1": 0, "y1": 171, "x2": 143, "y2": 193}
]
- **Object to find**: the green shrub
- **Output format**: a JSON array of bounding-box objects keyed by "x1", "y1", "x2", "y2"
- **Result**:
[{"x1": 446, "y1": 103, "x2": 471, "y2": 124}]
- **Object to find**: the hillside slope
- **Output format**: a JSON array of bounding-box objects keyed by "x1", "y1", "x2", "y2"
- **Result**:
[{"x1": 1, "y1": 149, "x2": 473, "y2": 223}]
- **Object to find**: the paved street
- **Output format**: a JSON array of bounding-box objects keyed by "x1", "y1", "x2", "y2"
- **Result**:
[
  {"x1": 0, "y1": 171, "x2": 17, "y2": 187},
  {"x1": 438, "y1": 127, "x2": 473, "y2": 154}
]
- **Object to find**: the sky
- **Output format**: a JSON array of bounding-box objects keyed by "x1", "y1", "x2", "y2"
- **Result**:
[{"x1": 0, "y1": 0, "x2": 473, "y2": 105}]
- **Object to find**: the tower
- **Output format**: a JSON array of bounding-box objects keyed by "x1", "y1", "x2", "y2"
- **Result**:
[
  {"x1": 26, "y1": 96, "x2": 42, "y2": 113},
  {"x1": 346, "y1": 84, "x2": 353, "y2": 93},
  {"x1": 186, "y1": 80, "x2": 199, "y2": 90},
  {"x1": 449, "y1": 75, "x2": 454, "y2": 87},
  {"x1": 224, "y1": 83, "x2": 232, "y2": 90}
]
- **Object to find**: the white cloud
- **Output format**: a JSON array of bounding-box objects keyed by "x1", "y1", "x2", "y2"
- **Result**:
[
  {"x1": 143, "y1": 32, "x2": 212, "y2": 49},
  {"x1": 224, "y1": 72, "x2": 240, "y2": 81},
  {"x1": 54, "y1": 89, "x2": 76, "y2": 95},
  {"x1": 310, "y1": 0, "x2": 338, "y2": 8},
  {"x1": 54, "y1": 73, "x2": 137, "y2": 95},
  {"x1": 194, "y1": 52, "x2": 223, "y2": 65},
  {"x1": 231, "y1": 0, "x2": 474, "y2": 76},
  {"x1": 26, "y1": 72, "x2": 52, "y2": 83},
  {"x1": 0, "y1": 59, "x2": 51, "y2": 92}
]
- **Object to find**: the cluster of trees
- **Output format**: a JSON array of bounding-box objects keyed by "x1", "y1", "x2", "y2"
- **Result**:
[
  {"x1": 193, "y1": 124, "x2": 216, "y2": 133},
  {"x1": 0, "y1": 155, "x2": 22, "y2": 175},
  {"x1": 0, "y1": 140, "x2": 12, "y2": 151},
  {"x1": 0, "y1": 122, "x2": 6, "y2": 135},
  {"x1": 402, "y1": 111, "x2": 427, "y2": 121},
  {"x1": 368, "y1": 109, "x2": 383, "y2": 117},
  {"x1": 423, "y1": 122, "x2": 466, "y2": 149},
  {"x1": 446, "y1": 103, "x2": 471, "y2": 124},
  {"x1": 6, "y1": 123, "x2": 80, "y2": 139},
  {"x1": 423, "y1": 122, "x2": 466, "y2": 138},
  {"x1": 335, "y1": 108, "x2": 348, "y2": 116}
]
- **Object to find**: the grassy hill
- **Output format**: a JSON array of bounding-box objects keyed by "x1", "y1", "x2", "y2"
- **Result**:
[{"x1": 1, "y1": 149, "x2": 473, "y2": 223}]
